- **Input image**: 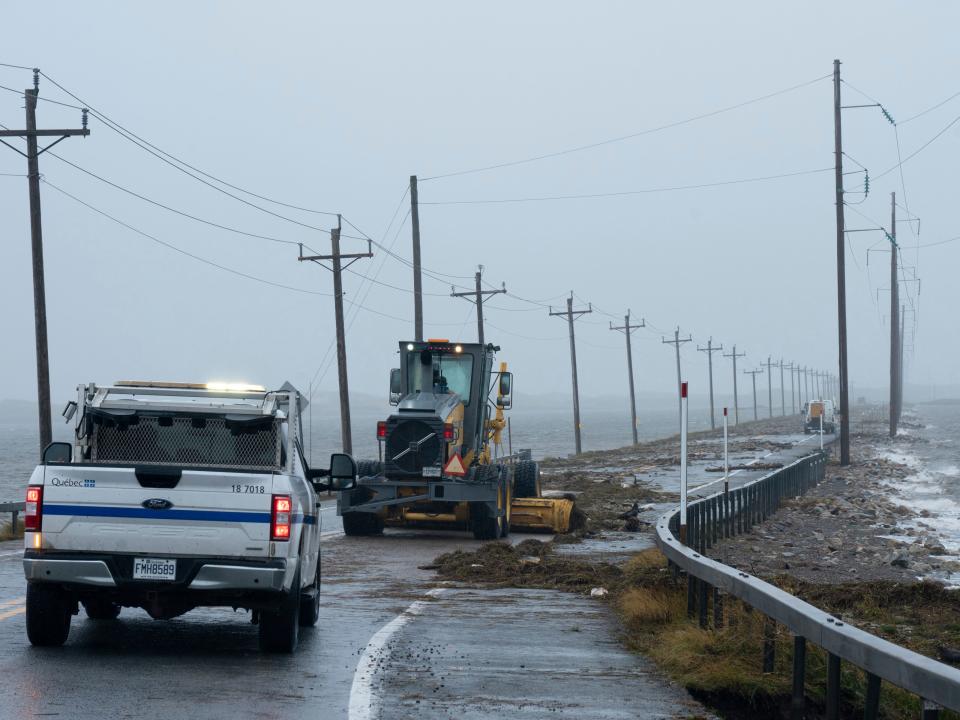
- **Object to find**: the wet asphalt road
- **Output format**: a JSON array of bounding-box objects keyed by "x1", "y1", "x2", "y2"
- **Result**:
[
  {"x1": 0, "y1": 508, "x2": 706, "y2": 719},
  {"x1": 0, "y1": 433, "x2": 827, "y2": 719}
]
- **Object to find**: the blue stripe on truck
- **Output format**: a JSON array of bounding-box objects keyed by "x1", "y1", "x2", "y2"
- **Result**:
[{"x1": 42, "y1": 504, "x2": 317, "y2": 525}]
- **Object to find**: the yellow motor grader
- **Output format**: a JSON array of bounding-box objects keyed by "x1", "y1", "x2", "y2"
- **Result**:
[{"x1": 337, "y1": 339, "x2": 573, "y2": 539}]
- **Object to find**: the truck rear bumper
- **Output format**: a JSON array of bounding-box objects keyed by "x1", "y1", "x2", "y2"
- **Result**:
[{"x1": 23, "y1": 553, "x2": 288, "y2": 593}]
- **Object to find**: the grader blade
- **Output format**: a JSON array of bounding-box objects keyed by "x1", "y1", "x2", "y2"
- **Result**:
[{"x1": 509, "y1": 497, "x2": 574, "y2": 533}]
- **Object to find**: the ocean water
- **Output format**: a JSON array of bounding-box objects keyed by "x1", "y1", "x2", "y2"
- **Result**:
[
  {"x1": 878, "y1": 403, "x2": 960, "y2": 555},
  {"x1": 0, "y1": 405, "x2": 702, "y2": 502}
]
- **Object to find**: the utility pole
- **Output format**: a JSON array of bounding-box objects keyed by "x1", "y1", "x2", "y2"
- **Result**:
[
  {"x1": 804, "y1": 366, "x2": 811, "y2": 406},
  {"x1": 833, "y1": 58, "x2": 851, "y2": 465},
  {"x1": 744, "y1": 368, "x2": 764, "y2": 421},
  {"x1": 409, "y1": 175, "x2": 423, "y2": 342},
  {"x1": 610, "y1": 311, "x2": 645, "y2": 445},
  {"x1": 550, "y1": 293, "x2": 592, "y2": 454},
  {"x1": 0, "y1": 71, "x2": 90, "y2": 453},
  {"x1": 898, "y1": 306, "x2": 905, "y2": 425},
  {"x1": 722, "y1": 345, "x2": 746, "y2": 425},
  {"x1": 298, "y1": 216, "x2": 373, "y2": 454},
  {"x1": 889, "y1": 192, "x2": 899, "y2": 438},
  {"x1": 784, "y1": 362, "x2": 796, "y2": 414},
  {"x1": 451, "y1": 267, "x2": 505, "y2": 347},
  {"x1": 778, "y1": 358, "x2": 786, "y2": 416},
  {"x1": 764, "y1": 356, "x2": 775, "y2": 418},
  {"x1": 662, "y1": 329, "x2": 692, "y2": 430},
  {"x1": 697, "y1": 338, "x2": 723, "y2": 430}
]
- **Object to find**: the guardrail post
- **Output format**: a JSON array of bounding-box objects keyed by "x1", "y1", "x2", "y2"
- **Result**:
[
  {"x1": 791, "y1": 635, "x2": 806, "y2": 720},
  {"x1": 736, "y1": 489, "x2": 743, "y2": 535},
  {"x1": 699, "y1": 579, "x2": 709, "y2": 629},
  {"x1": 921, "y1": 700, "x2": 940, "y2": 719},
  {"x1": 713, "y1": 586, "x2": 723, "y2": 629},
  {"x1": 699, "y1": 504, "x2": 707, "y2": 555},
  {"x1": 687, "y1": 575, "x2": 696, "y2": 618},
  {"x1": 11, "y1": 510, "x2": 17, "y2": 535},
  {"x1": 826, "y1": 653, "x2": 841, "y2": 720},
  {"x1": 864, "y1": 672, "x2": 881, "y2": 720},
  {"x1": 762, "y1": 617, "x2": 776, "y2": 673}
]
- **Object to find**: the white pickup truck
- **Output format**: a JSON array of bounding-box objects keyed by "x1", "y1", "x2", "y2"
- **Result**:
[{"x1": 22, "y1": 381, "x2": 356, "y2": 653}]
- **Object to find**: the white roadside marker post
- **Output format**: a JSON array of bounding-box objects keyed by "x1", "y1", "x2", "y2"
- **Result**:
[
  {"x1": 723, "y1": 406, "x2": 730, "y2": 495},
  {"x1": 680, "y1": 381, "x2": 689, "y2": 545}
]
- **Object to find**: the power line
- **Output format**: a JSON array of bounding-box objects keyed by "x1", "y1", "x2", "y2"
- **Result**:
[
  {"x1": 874, "y1": 110, "x2": 960, "y2": 180},
  {"x1": 899, "y1": 88, "x2": 960, "y2": 125},
  {"x1": 421, "y1": 73, "x2": 831, "y2": 180},
  {"x1": 49, "y1": 151, "x2": 306, "y2": 247},
  {"x1": 42, "y1": 178, "x2": 331, "y2": 297},
  {"x1": 37, "y1": 70, "x2": 341, "y2": 217},
  {"x1": 420, "y1": 167, "x2": 833, "y2": 205},
  {"x1": 0, "y1": 61, "x2": 34, "y2": 71}
]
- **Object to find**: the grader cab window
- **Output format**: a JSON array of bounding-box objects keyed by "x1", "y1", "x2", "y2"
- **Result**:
[{"x1": 407, "y1": 352, "x2": 474, "y2": 404}]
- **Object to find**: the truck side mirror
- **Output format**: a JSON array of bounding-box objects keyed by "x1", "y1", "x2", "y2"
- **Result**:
[
  {"x1": 42, "y1": 441, "x2": 72, "y2": 464},
  {"x1": 327, "y1": 453, "x2": 357, "y2": 490},
  {"x1": 497, "y1": 372, "x2": 513, "y2": 409},
  {"x1": 389, "y1": 368, "x2": 401, "y2": 406}
]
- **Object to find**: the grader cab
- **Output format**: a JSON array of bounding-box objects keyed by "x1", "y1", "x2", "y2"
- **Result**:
[{"x1": 337, "y1": 339, "x2": 573, "y2": 539}]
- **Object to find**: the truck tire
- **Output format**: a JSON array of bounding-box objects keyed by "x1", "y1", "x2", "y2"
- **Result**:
[
  {"x1": 26, "y1": 582, "x2": 72, "y2": 647},
  {"x1": 299, "y1": 561, "x2": 320, "y2": 627},
  {"x1": 83, "y1": 599, "x2": 121, "y2": 620},
  {"x1": 356, "y1": 460, "x2": 383, "y2": 479},
  {"x1": 259, "y1": 563, "x2": 300, "y2": 653},
  {"x1": 514, "y1": 460, "x2": 541, "y2": 498},
  {"x1": 470, "y1": 502, "x2": 500, "y2": 540},
  {"x1": 342, "y1": 511, "x2": 384, "y2": 536}
]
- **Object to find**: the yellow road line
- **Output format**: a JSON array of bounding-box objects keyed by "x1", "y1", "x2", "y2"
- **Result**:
[
  {"x1": 0, "y1": 605, "x2": 25, "y2": 621},
  {"x1": 0, "y1": 598, "x2": 24, "y2": 610}
]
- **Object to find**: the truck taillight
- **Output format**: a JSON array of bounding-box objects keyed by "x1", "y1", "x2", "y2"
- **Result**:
[
  {"x1": 271, "y1": 495, "x2": 291, "y2": 541},
  {"x1": 25, "y1": 485, "x2": 42, "y2": 531},
  {"x1": 443, "y1": 423, "x2": 455, "y2": 441},
  {"x1": 377, "y1": 421, "x2": 387, "y2": 440}
]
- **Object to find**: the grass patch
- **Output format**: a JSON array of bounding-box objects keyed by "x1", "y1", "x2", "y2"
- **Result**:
[{"x1": 0, "y1": 520, "x2": 24, "y2": 541}]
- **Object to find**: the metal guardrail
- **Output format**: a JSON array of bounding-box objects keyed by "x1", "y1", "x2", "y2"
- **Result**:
[
  {"x1": 654, "y1": 452, "x2": 960, "y2": 718},
  {"x1": 0, "y1": 501, "x2": 25, "y2": 535}
]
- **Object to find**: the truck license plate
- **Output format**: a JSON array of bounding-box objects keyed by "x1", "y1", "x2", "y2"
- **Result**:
[
  {"x1": 133, "y1": 558, "x2": 177, "y2": 581},
  {"x1": 421, "y1": 467, "x2": 441, "y2": 478}
]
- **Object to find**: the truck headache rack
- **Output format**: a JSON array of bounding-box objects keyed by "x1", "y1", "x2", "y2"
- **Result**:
[{"x1": 91, "y1": 414, "x2": 282, "y2": 470}]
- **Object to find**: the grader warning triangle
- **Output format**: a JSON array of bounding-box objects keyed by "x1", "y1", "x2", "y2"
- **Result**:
[{"x1": 443, "y1": 453, "x2": 467, "y2": 477}]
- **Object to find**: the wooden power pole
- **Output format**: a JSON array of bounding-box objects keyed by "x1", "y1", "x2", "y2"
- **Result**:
[
  {"x1": 697, "y1": 338, "x2": 723, "y2": 429},
  {"x1": 409, "y1": 175, "x2": 424, "y2": 342},
  {"x1": 550, "y1": 293, "x2": 592, "y2": 455},
  {"x1": 889, "y1": 192, "x2": 900, "y2": 438},
  {"x1": 723, "y1": 345, "x2": 746, "y2": 425},
  {"x1": 610, "y1": 311, "x2": 645, "y2": 444},
  {"x1": 298, "y1": 216, "x2": 372, "y2": 454},
  {"x1": 764, "y1": 356, "x2": 776, "y2": 418},
  {"x1": 0, "y1": 71, "x2": 90, "y2": 453},
  {"x1": 833, "y1": 58, "x2": 851, "y2": 465},
  {"x1": 662, "y1": 329, "x2": 692, "y2": 431},
  {"x1": 450, "y1": 267, "x2": 506, "y2": 347},
  {"x1": 744, "y1": 368, "x2": 764, "y2": 421}
]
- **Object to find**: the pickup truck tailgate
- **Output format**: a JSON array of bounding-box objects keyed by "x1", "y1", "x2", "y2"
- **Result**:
[{"x1": 39, "y1": 465, "x2": 275, "y2": 558}]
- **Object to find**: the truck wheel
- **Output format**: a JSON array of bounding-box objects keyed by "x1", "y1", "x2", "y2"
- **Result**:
[
  {"x1": 83, "y1": 599, "x2": 121, "y2": 620},
  {"x1": 259, "y1": 564, "x2": 300, "y2": 653},
  {"x1": 342, "y1": 512, "x2": 384, "y2": 537},
  {"x1": 514, "y1": 461, "x2": 541, "y2": 498},
  {"x1": 470, "y1": 503, "x2": 499, "y2": 540},
  {"x1": 356, "y1": 460, "x2": 383, "y2": 479},
  {"x1": 299, "y1": 561, "x2": 320, "y2": 627},
  {"x1": 26, "y1": 582, "x2": 72, "y2": 647}
]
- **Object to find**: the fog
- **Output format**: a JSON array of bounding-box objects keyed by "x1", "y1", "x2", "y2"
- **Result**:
[{"x1": 1, "y1": 2, "x2": 957, "y2": 427}]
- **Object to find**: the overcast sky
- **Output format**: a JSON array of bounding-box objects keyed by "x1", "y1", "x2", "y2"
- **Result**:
[{"x1": 1, "y1": 2, "x2": 957, "y2": 419}]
